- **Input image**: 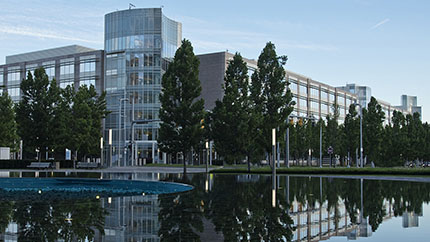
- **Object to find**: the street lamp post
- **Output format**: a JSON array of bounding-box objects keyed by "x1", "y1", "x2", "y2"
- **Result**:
[
  {"x1": 354, "y1": 102, "x2": 364, "y2": 168},
  {"x1": 108, "y1": 129, "x2": 112, "y2": 167},
  {"x1": 205, "y1": 141, "x2": 209, "y2": 173},
  {"x1": 100, "y1": 137, "x2": 104, "y2": 166},
  {"x1": 286, "y1": 120, "x2": 290, "y2": 168},
  {"x1": 319, "y1": 120, "x2": 322, "y2": 168},
  {"x1": 119, "y1": 97, "x2": 129, "y2": 167},
  {"x1": 272, "y1": 128, "x2": 276, "y2": 197}
]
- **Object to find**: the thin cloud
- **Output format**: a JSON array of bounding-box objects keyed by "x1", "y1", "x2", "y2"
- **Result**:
[
  {"x1": 0, "y1": 25, "x2": 101, "y2": 44},
  {"x1": 370, "y1": 18, "x2": 390, "y2": 30}
]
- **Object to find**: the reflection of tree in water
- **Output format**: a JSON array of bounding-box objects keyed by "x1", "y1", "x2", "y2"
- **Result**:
[
  {"x1": 0, "y1": 201, "x2": 14, "y2": 232},
  {"x1": 207, "y1": 175, "x2": 293, "y2": 241},
  {"x1": 157, "y1": 174, "x2": 430, "y2": 240},
  {"x1": 12, "y1": 198, "x2": 106, "y2": 242},
  {"x1": 363, "y1": 180, "x2": 386, "y2": 231},
  {"x1": 158, "y1": 174, "x2": 204, "y2": 242},
  {"x1": 158, "y1": 174, "x2": 293, "y2": 242},
  {"x1": 276, "y1": 176, "x2": 430, "y2": 234}
]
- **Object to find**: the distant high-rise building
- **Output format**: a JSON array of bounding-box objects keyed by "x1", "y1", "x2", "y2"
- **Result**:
[
  {"x1": 402, "y1": 211, "x2": 420, "y2": 228},
  {"x1": 339, "y1": 83, "x2": 371, "y2": 109},
  {"x1": 399, "y1": 95, "x2": 422, "y2": 119}
]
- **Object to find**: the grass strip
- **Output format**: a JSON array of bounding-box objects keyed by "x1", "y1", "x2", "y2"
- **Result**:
[{"x1": 210, "y1": 167, "x2": 430, "y2": 176}]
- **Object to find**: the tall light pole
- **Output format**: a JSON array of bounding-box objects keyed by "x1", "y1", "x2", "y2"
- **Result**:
[
  {"x1": 119, "y1": 97, "x2": 129, "y2": 167},
  {"x1": 205, "y1": 141, "x2": 209, "y2": 173},
  {"x1": 319, "y1": 120, "x2": 322, "y2": 168},
  {"x1": 272, "y1": 128, "x2": 276, "y2": 183},
  {"x1": 108, "y1": 129, "x2": 112, "y2": 167},
  {"x1": 286, "y1": 119, "x2": 290, "y2": 168},
  {"x1": 100, "y1": 137, "x2": 103, "y2": 166},
  {"x1": 272, "y1": 128, "x2": 276, "y2": 207},
  {"x1": 354, "y1": 102, "x2": 364, "y2": 168}
]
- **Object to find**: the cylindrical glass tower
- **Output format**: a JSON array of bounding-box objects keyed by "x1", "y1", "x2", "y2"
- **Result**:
[{"x1": 104, "y1": 8, "x2": 181, "y2": 166}]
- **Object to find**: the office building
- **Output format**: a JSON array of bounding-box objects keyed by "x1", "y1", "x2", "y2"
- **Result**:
[
  {"x1": 338, "y1": 84, "x2": 419, "y2": 124},
  {"x1": 103, "y1": 8, "x2": 182, "y2": 166},
  {"x1": 399, "y1": 95, "x2": 422, "y2": 119},
  {"x1": 197, "y1": 51, "x2": 257, "y2": 110},
  {"x1": 198, "y1": 51, "x2": 358, "y2": 122},
  {"x1": 0, "y1": 45, "x2": 104, "y2": 101},
  {"x1": 338, "y1": 84, "x2": 371, "y2": 110}
]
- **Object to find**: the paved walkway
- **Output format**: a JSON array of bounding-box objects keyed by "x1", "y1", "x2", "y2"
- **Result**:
[{"x1": 7, "y1": 166, "x2": 214, "y2": 174}]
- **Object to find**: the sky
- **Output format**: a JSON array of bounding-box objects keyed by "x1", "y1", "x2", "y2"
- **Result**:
[{"x1": 0, "y1": 0, "x2": 429, "y2": 121}]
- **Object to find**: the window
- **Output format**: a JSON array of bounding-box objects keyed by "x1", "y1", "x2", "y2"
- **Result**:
[
  {"x1": 289, "y1": 79, "x2": 298, "y2": 93},
  {"x1": 321, "y1": 89, "x2": 328, "y2": 101},
  {"x1": 60, "y1": 81, "x2": 74, "y2": 88},
  {"x1": 311, "y1": 101, "x2": 319, "y2": 111},
  {"x1": 321, "y1": 103, "x2": 329, "y2": 114},
  {"x1": 25, "y1": 64, "x2": 37, "y2": 78},
  {"x1": 144, "y1": 53, "x2": 153, "y2": 66},
  {"x1": 7, "y1": 87, "x2": 20, "y2": 98},
  {"x1": 338, "y1": 95, "x2": 345, "y2": 106},
  {"x1": 329, "y1": 93, "x2": 335, "y2": 103},
  {"x1": 129, "y1": 53, "x2": 142, "y2": 67},
  {"x1": 80, "y1": 61, "x2": 96, "y2": 77},
  {"x1": 42, "y1": 61, "x2": 55, "y2": 81},
  {"x1": 129, "y1": 72, "x2": 139, "y2": 86},
  {"x1": 346, "y1": 98, "x2": 352, "y2": 108},
  {"x1": 0, "y1": 69, "x2": 3, "y2": 85},
  {"x1": 7, "y1": 66, "x2": 21, "y2": 85},
  {"x1": 60, "y1": 58, "x2": 74, "y2": 81},
  {"x1": 299, "y1": 98, "x2": 307, "y2": 110},
  {"x1": 80, "y1": 79, "x2": 95, "y2": 87},
  {"x1": 299, "y1": 84, "x2": 307, "y2": 96},
  {"x1": 310, "y1": 87, "x2": 319, "y2": 98}
]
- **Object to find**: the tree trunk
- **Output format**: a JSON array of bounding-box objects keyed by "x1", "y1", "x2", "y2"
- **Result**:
[
  {"x1": 183, "y1": 151, "x2": 187, "y2": 175},
  {"x1": 247, "y1": 154, "x2": 251, "y2": 173}
]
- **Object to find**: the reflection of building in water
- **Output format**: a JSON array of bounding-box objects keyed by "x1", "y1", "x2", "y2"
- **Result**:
[
  {"x1": 402, "y1": 206, "x2": 423, "y2": 228},
  {"x1": 94, "y1": 172, "x2": 165, "y2": 241},
  {"x1": 289, "y1": 198, "x2": 394, "y2": 241},
  {"x1": 95, "y1": 195, "x2": 161, "y2": 242},
  {"x1": 1, "y1": 222, "x2": 18, "y2": 242}
]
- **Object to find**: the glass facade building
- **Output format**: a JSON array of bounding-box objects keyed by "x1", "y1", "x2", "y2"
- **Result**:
[
  {"x1": 104, "y1": 8, "x2": 181, "y2": 166},
  {"x1": 0, "y1": 45, "x2": 104, "y2": 102}
]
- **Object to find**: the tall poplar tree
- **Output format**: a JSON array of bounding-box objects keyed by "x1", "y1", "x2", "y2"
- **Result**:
[
  {"x1": 0, "y1": 92, "x2": 18, "y2": 150},
  {"x1": 343, "y1": 104, "x2": 360, "y2": 164},
  {"x1": 16, "y1": 68, "x2": 57, "y2": 159},
  {"x1": 158, "y1": 39, "x2": 205, "y2": 174},
  {"x1": 212, "y1": 53, "x2": 251, "y2": 166},
  {"x1": 363, "y1": 97, "x2": 385, "y2": 166},
  {"x1": 70, "y1": 85, "x2": 107, "y2": 160},
  {"x1": 250, "y1": 42, "x2": 294, "y2": 165}
]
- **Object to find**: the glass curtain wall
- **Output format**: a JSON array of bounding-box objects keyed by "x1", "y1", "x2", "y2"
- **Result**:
[{"x1": 104, "y1": 8, "x2": 181, "y2": 167}]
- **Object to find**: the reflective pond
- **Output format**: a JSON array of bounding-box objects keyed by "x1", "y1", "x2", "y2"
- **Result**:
[{"x1": 0, "y1": 172, "x2": 430, "y2": 241}]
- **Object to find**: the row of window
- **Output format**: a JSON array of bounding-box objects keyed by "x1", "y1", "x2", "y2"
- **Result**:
[
  {"x1": 0, "y1": 61, "x2": 96, "y2": 85},
  {"x1": 129, "y1": 72, "x2": 161, "y2": 86},
  {"x1": 106, "y1": 34, "x2": 162, "y2": 52},
  {"x1": 126, "y1": 53, "x2": 161, "y2": 68}
]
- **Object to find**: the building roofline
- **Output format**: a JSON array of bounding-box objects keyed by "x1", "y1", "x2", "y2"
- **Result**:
[{"x1": 5, "y1": 45, "x2": 98, "y2": 64}]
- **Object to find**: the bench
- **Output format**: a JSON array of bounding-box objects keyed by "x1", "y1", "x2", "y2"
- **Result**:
[
  {"x1": 27, "y1": 162, "x2": 53, "y2": 169},
  {"x1": 76, "y1": 162, "x2": 100, "y2": 169}
]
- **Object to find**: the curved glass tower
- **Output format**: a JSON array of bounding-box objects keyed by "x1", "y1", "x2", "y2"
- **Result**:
[{"x1": 104, "y1": 8, "x2": 181, "y2": 166}]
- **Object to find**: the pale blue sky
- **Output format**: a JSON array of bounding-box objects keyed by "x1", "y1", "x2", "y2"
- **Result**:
[{"x1": 1, "y1": 0, "x2": 429, "y2": 121}]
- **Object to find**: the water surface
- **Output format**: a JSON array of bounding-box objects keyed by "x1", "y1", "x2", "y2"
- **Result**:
[{"x1": 0, "y1": 172, "x2": 429, "y2": 241}]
